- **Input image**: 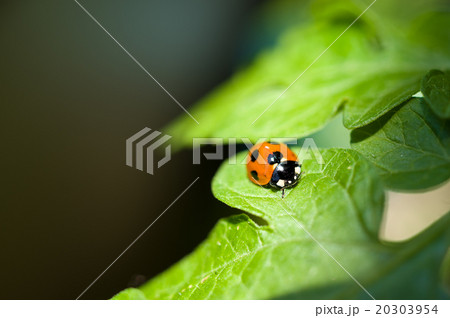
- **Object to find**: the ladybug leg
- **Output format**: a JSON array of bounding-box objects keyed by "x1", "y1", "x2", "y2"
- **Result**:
[{"x1": 281, "y1": 188, "x2": 285, "y2": 199}]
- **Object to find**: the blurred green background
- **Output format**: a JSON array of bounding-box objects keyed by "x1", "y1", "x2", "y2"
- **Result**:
[{"x1": 0, "y1": 0, "x2": 265, "y2": 299}]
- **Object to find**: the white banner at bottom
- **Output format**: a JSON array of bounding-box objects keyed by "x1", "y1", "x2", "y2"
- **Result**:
[{"x1": 0, "y1": 300, "x2": 448, "y2": 318}]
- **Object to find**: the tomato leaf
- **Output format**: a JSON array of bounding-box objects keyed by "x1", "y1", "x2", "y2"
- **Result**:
[
  {"x1": 351, "y1": 98, "x2": 450, "y2": 190},
  {"x1": 166, "y1": 0, "x2": 450, "y2": 149},
  {"x1": 421, "y1": 70, "x2": 450, "y2": 119},
  {"x1": 115, "y1": 149, "x2": 449, "y2": 299}
]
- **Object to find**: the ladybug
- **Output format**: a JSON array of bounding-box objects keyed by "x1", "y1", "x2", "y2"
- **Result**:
[{"x1": 246, "y1": 141, "x2": 301, "y2": 198}]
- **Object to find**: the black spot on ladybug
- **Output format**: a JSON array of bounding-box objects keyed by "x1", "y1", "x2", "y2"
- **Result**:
[
  {"x1": 251, "y1": 170, "x2": 259, "y2": 181},
  {"x1": 267, "y1": 151, "x2": 283, "y2": 165},
  {"x1": 250, "y1": 150, "x2": 259, "y2": 162}
]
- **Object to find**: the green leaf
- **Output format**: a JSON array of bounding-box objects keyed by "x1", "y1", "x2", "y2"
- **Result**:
[
  {"x1": 211, "y1": 148, "x2": 383, "y2": 237},
  {"x1": 351, "y1": 98, "x2": 450, "y2": 190},
  {"x1": 355, "y1": 216, "x2": 450, "y2": 300},
  {"x1": 111, "y1": 288, "x2": 146, "y2": 300},
  {"x1": 421, "y1": 70, "x2": 450, "y2": 119},
  {"x1": 118, "y1": 149, "x2": 449, "y2": 299},
  {"x1": 441, "y1": 249, "x2": 450, "y2": 295},
  {"x1": 343, "y1": 72, "x2": 422, "y2": 129},
  {"x1": 166, "y1": 0, "x2": 450, "y2": 149}
]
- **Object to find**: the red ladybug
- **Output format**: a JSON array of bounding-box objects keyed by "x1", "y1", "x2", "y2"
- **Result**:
[{"x1": 246, "y1": 141, "x2": 301, "y2": 198}]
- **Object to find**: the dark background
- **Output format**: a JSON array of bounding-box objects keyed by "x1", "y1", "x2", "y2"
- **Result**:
[{"x1": 0, "y1": 0, "x2": 272, "y2": 299}]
